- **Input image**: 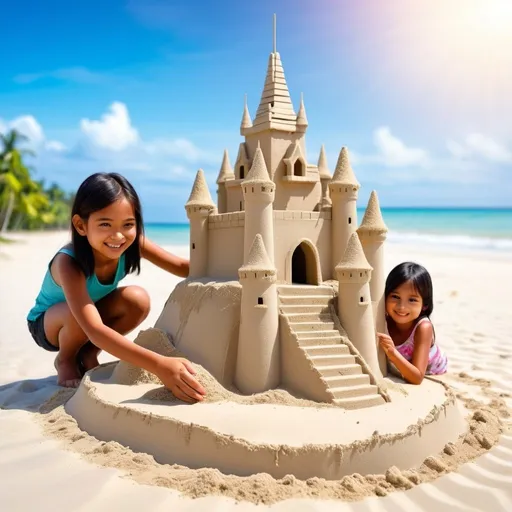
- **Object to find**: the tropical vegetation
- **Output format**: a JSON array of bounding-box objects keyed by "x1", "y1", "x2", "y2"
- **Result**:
[{"x1": 0, "y1": 129, "x2": 73, "y2": 234}]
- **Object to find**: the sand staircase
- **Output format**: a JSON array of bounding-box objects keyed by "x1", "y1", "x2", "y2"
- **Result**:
[{"x1": 278, "y1": 284, "x2": 385, "y2": 409}]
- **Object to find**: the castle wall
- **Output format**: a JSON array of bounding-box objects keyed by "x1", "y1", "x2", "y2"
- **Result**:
[
  {"x1": 274, "y1": 211, "x2": 332, "y2": 282},
  {"x1": 273, "y1": 162, "x2": 322, "y2": 211},
  {"x1": 154, "y1": 280, "x2": 242, "y2": 387},
  {"x1": 226, "y1": 182, "x2": 244, "y2": 212},
  {"x1": 207, "y1": 213, "x2": 245, "y2": 279}
]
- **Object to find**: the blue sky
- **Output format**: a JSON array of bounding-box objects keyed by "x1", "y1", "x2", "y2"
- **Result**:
[{"x1": 1, "y1": 0, "x2": 511, "y2": 221}]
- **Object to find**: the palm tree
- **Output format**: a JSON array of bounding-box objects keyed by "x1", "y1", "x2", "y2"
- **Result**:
[{"x1": 0, "y1": 129, "x2": 37, "y2": 232}]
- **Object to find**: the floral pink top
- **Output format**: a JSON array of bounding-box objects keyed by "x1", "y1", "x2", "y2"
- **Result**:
[{"x1": 394, "y1": 317, "x2": 448, "y2": 375}]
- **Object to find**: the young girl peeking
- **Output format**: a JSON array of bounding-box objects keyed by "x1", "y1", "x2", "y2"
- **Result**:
[
  {"x1": 377, "y1": 262, "x2": 447, "y2": 384},
  {"x1": 27, "y1": 172, "x2": 206, "y2": 403}
]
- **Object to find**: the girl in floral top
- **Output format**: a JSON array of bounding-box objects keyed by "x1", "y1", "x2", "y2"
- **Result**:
[{"x1": 377, "y1": 262, "x2": 448, "y2": 384}]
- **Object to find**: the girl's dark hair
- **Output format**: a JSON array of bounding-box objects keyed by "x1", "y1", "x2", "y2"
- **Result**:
[
  {"x1": 71, "y1": 172, "x2": 144, "y2": 277},
  {"x1": 385, "y1": 262, "x2": 434, "y2": 319}
]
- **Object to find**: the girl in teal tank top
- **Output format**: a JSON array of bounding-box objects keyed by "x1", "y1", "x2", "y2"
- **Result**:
[{"x1": 27, "y1": 172, "x2": 205, "y2": 404}]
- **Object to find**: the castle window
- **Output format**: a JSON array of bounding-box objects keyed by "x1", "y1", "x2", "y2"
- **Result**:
[
  {"x1": 252, "y1": 187, "x2": 254, "y2": 193},
  {"x1": 240, "y1": 165, "x2": 245, "y2": 179},
  {"x1": 350, "y1": 273, "x2": 352, "y2": 278},
  {"x1": 270, "y1": 102, "x2": 274, "y2": 107},
  {"x1": 240, "y1": 201, "x2": 243, "y2": 211},
  {"x1": 258, "y1": 297, "x2": 264, "y2": 305},
  {"x1": 262, "y1": 186, "x2": 265, "y2": 192},
  {"x1": 293, "y1": 160, "x2": 304, "y2": 177},
  {"x1": 360, "y1": 296, "x2": 364, "y2": 303},
  {"x1": 348, "y1": 217, "x2": 352, "y2": 224},
  {"x1": 192, "y1": 243, "x2": 195, "y2": 250},
  {"x1": 360, "y1": 272, "x2": 362, "y2": 277}
]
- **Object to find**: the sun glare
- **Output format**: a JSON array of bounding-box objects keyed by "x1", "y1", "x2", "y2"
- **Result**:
[
  {"x1": 480, "y1": 0, "x2": 512, "y2": 31},
  {"x1": 462, "y1": 0, "x2": 512, "y2": 34}
]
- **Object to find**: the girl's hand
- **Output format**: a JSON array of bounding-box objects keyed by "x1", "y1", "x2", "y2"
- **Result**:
[
  {"x1": 377, "y1": 332, "x2": 396, "y2": 358},
  {"x1": 155, "y1": 356, "x2": 206, "y2": 403}
]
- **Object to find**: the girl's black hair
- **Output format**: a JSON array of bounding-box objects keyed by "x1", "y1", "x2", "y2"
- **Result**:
[
  {"x1": 385, "y1": 262, "x2": 434, "y2": 319},
  {"x1": 71, "y1": 172, "x2": 144, "y2": 277}
]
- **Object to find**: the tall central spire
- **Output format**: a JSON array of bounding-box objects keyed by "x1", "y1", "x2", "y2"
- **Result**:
[
  {"x1": 273, "y1": 13, "x2": 277, "y2": 54},
  {"x1": 251, "y1": 14, "x2": 297, "y2": 132}
]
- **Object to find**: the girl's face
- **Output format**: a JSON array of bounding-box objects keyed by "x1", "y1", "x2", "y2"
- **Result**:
[
  {"x1": 385, "y1": 280, "x2": 424, "y2": 326},
  {"x1": 75, "y1": 197, "x2": 138, "y2": 261}
]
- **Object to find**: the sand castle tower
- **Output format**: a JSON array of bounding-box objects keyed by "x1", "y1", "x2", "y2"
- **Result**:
[
  {"x1": 242, "y1": 145, "x2": 275, "y2": 263},
  {"x1": 235, "y1": 234, "x2": 279, "y2": 394},
  {"x1": 357, "y1": 191, "x2": 389, "y2": 374},
  {"x1": 185, "y1": 169, "x2": 215, "y2": 278},
  {"x1": 317, "y1": 144, "x2": 332, "y2": 209},
  {"x1": 216, "y1": 150, "x2": 234, "y2": 214},
  {"x1": 329, "y1": 147, "x2": 360, "y2": 275},
  {"x1": 336, "y1": 232, "x2": 382, "y2": 378}
]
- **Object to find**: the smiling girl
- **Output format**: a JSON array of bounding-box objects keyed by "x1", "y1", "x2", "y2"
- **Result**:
[
  {"x1": 377, "y1": 261, "x2": 448, "y2": 384},
  {"x1": 26, "y1": 172, "x2": 205, "y2": 403}
]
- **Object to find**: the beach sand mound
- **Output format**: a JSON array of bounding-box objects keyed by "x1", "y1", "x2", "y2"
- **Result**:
[
  {"x1": 40, "y1": 390, "x2": 506, "y2": 505},
  {"x1": 112, "y1": 327, "x2": 334, "y2": 408}
]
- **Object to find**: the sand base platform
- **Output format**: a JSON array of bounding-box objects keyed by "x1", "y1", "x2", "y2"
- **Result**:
[{"x1": 66, "y1": 362, "x2": 467, "y2": 480}]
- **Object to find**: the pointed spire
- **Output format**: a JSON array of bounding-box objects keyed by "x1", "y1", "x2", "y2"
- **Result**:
[
  {"x1": 331, "y1": 147, "x2": 360, "y2": 187},
  {"x1": 239, "y1": 234, "x2": 275, "y2": 272},
  {"x1": 216, "y1": 149, "x2": 235, "y2": 184},
  {"x1": 317, "y1": 144, "x2": 331, "y2": 179},
  {"x1": 273, "y1": 13, "x2": 277, "y2": 54},
  {"x1": 335, "y1": 233, "x2": 373, "y2": 272},
  {"x1": 185, "y1": 169, "x2": 215, "y2": 208},
  {"x1": 357, "y1": 191, "x2": 388, "y2": 235},
  {"x1": 253, "y1": 16, "x2": 296, "y2": 129},
  {"x1": 296, "y1": 92, "x2": 308, "y2": 126},
  {"x1": 241, "y1": 94, "x2": 252, "y2": 130},
  {"x1": 243, "y1": 146, "x2": 272, "y2": 184}
]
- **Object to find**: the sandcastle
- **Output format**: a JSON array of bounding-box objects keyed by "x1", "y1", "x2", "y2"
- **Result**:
[{"x1": 65, "y1": 17, "x2": 469, "y2": 484}]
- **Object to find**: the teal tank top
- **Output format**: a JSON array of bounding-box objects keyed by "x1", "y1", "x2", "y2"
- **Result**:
[{"x1": 27, "y1": 247, "x2": 127, "y2": 321}]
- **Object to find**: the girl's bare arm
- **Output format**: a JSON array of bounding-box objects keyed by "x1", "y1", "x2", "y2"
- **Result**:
[
  {"x1": 380, "y1": 322, "x2": 432, "y2": 384},
  {"x1": 140, "y1": 236, "x2": 189, "y2": 277}
]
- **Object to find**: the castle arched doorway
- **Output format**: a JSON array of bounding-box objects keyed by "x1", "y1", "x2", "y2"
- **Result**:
[{"x1": 290, "y1": 241, "x2": 321, "y2": 285}]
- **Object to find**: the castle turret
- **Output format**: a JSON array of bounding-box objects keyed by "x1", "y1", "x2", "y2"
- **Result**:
[
  {"x1": 235, "y1": 234, "x2": 279, "y2": 394},
  {"x1": 317, "y1": 144, "x2": 331, "y2": 209},
  {"x1": 329, "y1": 147, "x2": 360, "y2": 276},
  {"x1": 216, "y1": 149, "x2": 234, "y2": 213},
  {"x1": 357, "y1": 190, "x2": 389, "y2": 375},
  {"x1": 242, "y1": 145, "x2": 275, "y2": 263},
  {"x1": 296, "y1": 93, "x2": 308, "y2": 132},
  {"x1": 336, "y1": 232, "x2": 382, "y2": 378},
  {"x1": 185, "y1": 169, "x2": 215, "y2": 278},
  {"x1": 240, "y1": 94, "x2": 253, "y2": 135}
]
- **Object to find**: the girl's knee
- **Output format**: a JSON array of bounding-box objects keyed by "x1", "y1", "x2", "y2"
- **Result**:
[{"x1": 121, "y1": 286, "x2": 151, "y2": 320}]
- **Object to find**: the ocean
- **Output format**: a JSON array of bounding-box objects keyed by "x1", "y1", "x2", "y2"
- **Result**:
[{"x1": 145, "y1": 208, "x2": 512, "y2": 253}]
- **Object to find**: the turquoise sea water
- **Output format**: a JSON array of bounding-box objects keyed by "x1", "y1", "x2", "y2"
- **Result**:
[{"x1": 145, "y1": 208, "x2": 512, "y2": 253}]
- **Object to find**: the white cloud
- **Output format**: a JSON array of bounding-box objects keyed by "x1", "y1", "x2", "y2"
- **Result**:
[
  {"x1": 6, "y1": 115, "x2": 45, "y2": 144},
  {"x1": 45, "y1": 140, "x2": 67, "y2": 152},
  {"x1": 0, "y1": 114, "x2": 67, "y2": 154},
  {"x1": 447, "y1": 133, "x2": 512, "y2": 163},
  {"x1": 374, "y1": 126, "x2": 429, "y2": 167},
  {"x1": 14, "y1": 66, "x2": 105, "y2": 85},
  {"x1": 80, "y1": 102, "x2": 139, "y2": 151}
]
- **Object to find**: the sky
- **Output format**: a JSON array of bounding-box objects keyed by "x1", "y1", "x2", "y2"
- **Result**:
[{"x1": 1, "y1": 0, "x2": 511, "y2": 222}]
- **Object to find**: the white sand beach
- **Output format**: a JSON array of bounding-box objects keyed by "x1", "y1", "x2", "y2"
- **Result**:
[{"x1": 1, "y1": 231, "x2": 512, "y2": 511}]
